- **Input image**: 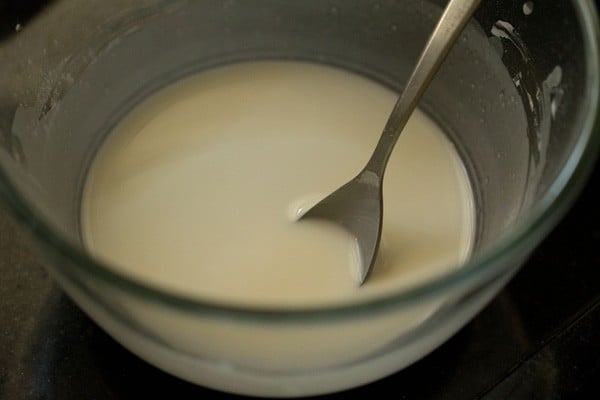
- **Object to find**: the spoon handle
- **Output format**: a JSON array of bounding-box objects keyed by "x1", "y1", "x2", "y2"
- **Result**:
[{"x1": 365, "y1": 0, "x2": 481, "y2": 176}]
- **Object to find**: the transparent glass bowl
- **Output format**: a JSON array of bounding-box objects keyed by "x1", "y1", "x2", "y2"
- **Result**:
[{"x1": 0, "y1": 0, "x2": 598, "y2": 397}]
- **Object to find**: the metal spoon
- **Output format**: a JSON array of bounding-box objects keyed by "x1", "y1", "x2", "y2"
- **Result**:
[{"x1": 298, "y1": 0, "x2": 481, "y2": 284}]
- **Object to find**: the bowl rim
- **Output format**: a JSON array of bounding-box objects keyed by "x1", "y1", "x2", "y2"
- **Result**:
[{"x1": 0, "y1": 0, "x2": 599, "y2": 321}]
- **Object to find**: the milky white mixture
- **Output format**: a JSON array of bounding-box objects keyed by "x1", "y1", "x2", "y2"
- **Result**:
[{"x1": 81, "y1": 61, "x2": 474, "y2": 307}]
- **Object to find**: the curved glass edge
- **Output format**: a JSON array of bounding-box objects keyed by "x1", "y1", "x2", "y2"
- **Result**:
[{"x1": 0, "y1": 0, "x2": 599, "y2": 322}]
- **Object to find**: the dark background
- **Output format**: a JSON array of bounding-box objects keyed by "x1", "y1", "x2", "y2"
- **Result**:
[{"x1": 0, "y1": 1, "x2": 599, "y2": 399}]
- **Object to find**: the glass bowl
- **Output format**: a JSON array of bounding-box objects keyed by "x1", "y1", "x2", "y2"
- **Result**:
[{"x1": 0, "y1": 0, "x2": 598, "y2": 397}]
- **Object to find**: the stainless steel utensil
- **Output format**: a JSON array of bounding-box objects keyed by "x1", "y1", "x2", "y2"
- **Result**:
[{"x1": 299, "y1": 0, "x2": 481, "y2": 284}]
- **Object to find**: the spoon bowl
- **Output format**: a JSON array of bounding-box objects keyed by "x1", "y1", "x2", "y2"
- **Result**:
[{"x1": 300, "y1": 170, "x2": 383, "y2": 283}]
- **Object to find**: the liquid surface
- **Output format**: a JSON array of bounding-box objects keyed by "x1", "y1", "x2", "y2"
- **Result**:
[{"x1": 82, "y1": 61, "x2": 474, "y2": 306}]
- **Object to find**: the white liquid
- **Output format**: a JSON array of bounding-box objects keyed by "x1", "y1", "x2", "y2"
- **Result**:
[
  {"x1": 79, "y1": 62, "x2": 476, "y2": 395},
  {"x1": 82, "y1": 61, "x2": 474, "y2": 307}
]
